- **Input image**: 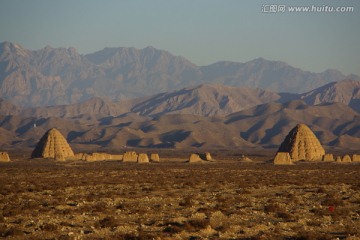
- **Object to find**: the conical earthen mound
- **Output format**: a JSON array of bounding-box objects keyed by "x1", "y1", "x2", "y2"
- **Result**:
[
  {"x1": 278, "y1": 124, "x2": 325, "y2": 161},
  {"x1": 31, "y1": 128, "x2": 75, "y2": 161}
]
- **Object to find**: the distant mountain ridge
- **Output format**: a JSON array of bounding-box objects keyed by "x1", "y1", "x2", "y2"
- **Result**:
[
  {"x1": 1, "y1": 41, "x2": 358, "y2": 108},
  {"x1": 1, "y1": 99, "x2": 359, "y2": 151},
  {"x1": 300, "y1": 79, "x2": 360, "y2": 112},
  {"x1": 130, "y1": 84, "x2": 284, "y2": 117},
  {"x1": 3, "y1": 80, "x2": 360, "y2": 119}
]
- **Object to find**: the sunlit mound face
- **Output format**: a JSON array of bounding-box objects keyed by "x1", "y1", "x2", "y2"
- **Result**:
[
  {"x1": 31, "y1": 128, "x2": 74, "y2": 161},
  {"x1": 278, "y1": 124, "x2": 325, "y2": 161}
]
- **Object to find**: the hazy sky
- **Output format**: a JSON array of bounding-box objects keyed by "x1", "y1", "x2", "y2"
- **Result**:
[{"x1": 1, "y1": 0, "x2": 359, "y2": 75}]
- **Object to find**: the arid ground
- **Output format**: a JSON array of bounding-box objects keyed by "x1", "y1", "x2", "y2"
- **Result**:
[{"x1": 1, "y1": 152, "x2": 360, "y2": 239}]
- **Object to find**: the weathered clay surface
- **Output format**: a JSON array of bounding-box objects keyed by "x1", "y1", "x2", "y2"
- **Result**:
[
  {"x1": 137, "y1": 153, "x2": 149, "y2": 163},
  {"x1": 123, "y1": 151, "x2": 138, "y2": 162},
  {"x1": 0, "y1": 152, "x2": 10, "y2": 162},
  {"x1": 273, "y1": 152, "x2": 293, "y2": 165},
  {"x1": 278, "y1": 124, "x2": 325, "y2": 161},
  {"x1": 204, "y1": 152, "x2": 212, "y2": 161},
  {"x1": 189, "y1": 153, "x2": 203, "y2": 163},
  {"x1": 75, "y1": 153, "x2": 123, "y2": 161},
  {"x1": 150, "y1": 153, "x2": 160, "y2": 162},
  {"x1": 239, "y1": 155, "x2": 253, "y2": 162},
  {"x1": 31, "y1": 128, "x2": 74, "y2": 161},
  {"x1": 352, "y1": 154, "x2": 360, "y2": 162},
  {"x1": 342, "y1": 155, "x2": 352, "y2": 163},
  {"x1": 322, "y1": 154, "x2": 334, "y2": 162}
]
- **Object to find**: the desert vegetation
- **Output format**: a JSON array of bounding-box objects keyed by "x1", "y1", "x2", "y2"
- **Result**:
[{"x1": 1, "y1": 159, "x2": 360, "y2": 239}]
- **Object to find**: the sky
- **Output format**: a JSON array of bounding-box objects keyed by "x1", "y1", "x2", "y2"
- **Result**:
[{"x1": 0, "y1": 0, "x2": 359, "y2": 75}]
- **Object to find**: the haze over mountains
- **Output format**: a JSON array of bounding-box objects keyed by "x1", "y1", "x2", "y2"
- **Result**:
[
  {"x1": 1, "y1": 41, "x2": 360, "y2": 151},
  {"x1": 1, "y1": 41, "x2": 359, "y2": 108}
]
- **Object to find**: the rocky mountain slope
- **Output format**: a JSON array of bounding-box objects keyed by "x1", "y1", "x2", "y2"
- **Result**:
[
  {"x1": 1, "y1": 98, "x2": 359, "y2": 151},
  {"x1": 0, "y1": 98, "x2": 21, "y2": 116},
  {"x1": 225, "y1": 100, "x2": 360, "y2": 148},
  {"x1": 7, "y1": 79, "x2": 359, "y2": 120},
  {"x1": 1, "y1": 41, "x2": 358, "y2": 108},
  {"x1": 130, "y1": 84, "x2": 285, "y2": 117},
  {"x1": 300, "y1": 79, "x2": 360, "y2": 112},
  {"x1": 21, "y1": 97, "x2": 134, "y2": 119}
]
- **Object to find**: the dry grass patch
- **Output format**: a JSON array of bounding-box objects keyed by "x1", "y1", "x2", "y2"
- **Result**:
[{"x1": 0, "y1": 161, "x2": 359, "y2": 238}]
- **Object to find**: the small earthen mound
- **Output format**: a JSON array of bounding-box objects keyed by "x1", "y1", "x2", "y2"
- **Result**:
[
  {"x1": 31, "y1": 128, "x2": 74, "y2": 161},
  {"x1": 75, "y1": 153, "x2": 123, "y2": 161},
  {"x1": 189, "y1": 153, "x2": 203, "y2": 163},
  {"x1": 273, "y1": 152, "x2": 293, "y2": 165},
  {"x1": 111, "y1": 154, "x2": 123, "y2": 161},
  {"x1": 322, "y1": 154, "x2": 334, "y2": 162},
  {"x1": 197, "y1": 152, "x2": 213, "y2": 161},
  {"x1": 74, "y1": 153, "x2": 85, "y2": 160},
  {"x1": 239, "y1": 155, "x2": 253, "y2": 162},
  {"x1": 352, "y1": 154, "x2": 360, "y2": 162},
  {"x1": 278, "y1": 124, "x2": 325, "y2": 161},
  {"x1": 137, "y1": 153, "x2": 149, "y2": 163},
  {"x1": 342, "y1": 154, "x2": 352, "y2": 163},
  {"x1": 204, "y1": 152, "x2": 212, "y2": 161},
  {"x1": 0, "y1": 152, "x2": 10, "y2": 162},
  {"x1": 150, "y1": 153, "x2": 160, "y2": 162},
  {"x1": 90, "y1": 153, "x2": 110, "y2": 161},
  {"x1": 123, "y1": 151, "x2": 138, "y2": 162}
]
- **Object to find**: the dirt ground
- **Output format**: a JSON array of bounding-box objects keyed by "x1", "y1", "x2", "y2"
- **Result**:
[{"x1": 1, "y1": 158, "x2": 360, "y2": 239}]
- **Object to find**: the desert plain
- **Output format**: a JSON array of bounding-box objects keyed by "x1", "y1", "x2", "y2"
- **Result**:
[
  {"x1": 1, "y1": 149, "x2": 360, "y2": 240},
  {"x1": 1, "y1": 42, "x2": 360, "y2": 240}
]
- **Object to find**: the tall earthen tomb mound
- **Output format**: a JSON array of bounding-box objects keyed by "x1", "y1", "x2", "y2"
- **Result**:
[
  {"x1": 278, "y1": 124, "x2": 325, "y2": 161},
  {"x1": 31, "y1": 128, "x2": 75, "y2": 161}
]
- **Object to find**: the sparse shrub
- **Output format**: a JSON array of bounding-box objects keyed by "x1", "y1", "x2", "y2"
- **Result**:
[
  {"x1": 58, "y1": 235, "x2": 71, "y2": 240},
  {"x1": 115, "y1": 203, "x2": 125, "y2": 210},
  {"x1": 188, "y1": 219, "x2": 209, "y2": 229},
  {"x1": 92, "y1": 201, "x2": 107, "y2": 212},
  {"x1": 141, "y1": 186, "x2": 153, "y2": 193},
  {"x1": 276, "y1": 211, "x2": 293, "y2": 221},
  {"x1": 179, "y1": 196, "x2": 192, "y2": 207},
  {"x1": 0, "y1": 225, "x2": 7, "y2": 237},
  {"x1": 310, "y1": 207, "x2": 326, "y2": 217},
  {"x1": 2, "y1": 204, "x2": 22, "y2": 217},
  {"x1": 345, "y1": 222, "x2": 360, "y2": 236},
  {"x1": 40, "y1": 223, "x2": 58, "y2": 231},
  {"x1": 209, "y1": 211, "x2": 230, "y2": 231},
  {"x1": 96, "y1": 216, "x2": 119, "y2": 229},
  {"x1": 0, "y1": 227, "x2": 24, "y2": 237},
  {"x1": 163, "y1": 225, "x2": 183, "y2": 234},
  {"x1": 294, "y1": 231, "x2": 333, "y2": 240},
  {"x1": 317, "y1": 187, "x2": 326, "y2": 193},
  {"x1": 321, "y1": 193, "x2": 343, "y2": 207},
  {"x1": 264, "y1": 203, "x2": 282, "y2": 213}
]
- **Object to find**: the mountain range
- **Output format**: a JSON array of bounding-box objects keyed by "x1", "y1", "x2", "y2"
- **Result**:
[
  {"x1": 2, "y1": 79, "x2": 358, "y2": 118},
  {"x1": 1, "y1": 41, "x2": 360, "y2": 151},
  {"x1": 1, "y1": 41, "x2": 359, "y2": 108},
  {"x1": 1, "y1": 98, "x2": 359, "y2": 151},
  {"x1": 0, "y1": 80, "x2": 359, "y2": 151}
]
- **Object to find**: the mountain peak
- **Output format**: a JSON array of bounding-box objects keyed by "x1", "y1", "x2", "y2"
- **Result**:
[
  {"x1": 300, "y1": 79, "x2": 360, "y2": 107},
  {"x1": 0, "y1": 41, "x2": 30, "y2": 57},
  {"x1": 1, "y1": 41, "x2": 359, "y2": 108}
]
